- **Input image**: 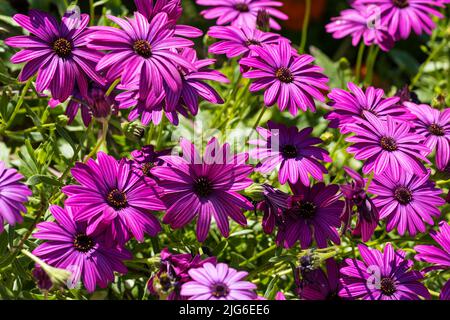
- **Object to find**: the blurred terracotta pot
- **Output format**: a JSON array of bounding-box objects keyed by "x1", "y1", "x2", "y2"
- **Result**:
[{"x1": 280, "y1": 0, "x2": 327, "y2": 31}]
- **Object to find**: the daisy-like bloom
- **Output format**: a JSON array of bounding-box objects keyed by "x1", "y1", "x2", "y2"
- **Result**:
[
  {"x1": 152, "y1": 138, "x2": 253, "y2": 242},
  {"x1": 250, "y1": 121, "x2": 331, "y2": 185},
  {"x1": 276, "y1": 182, "x2": 344, "y2": 249},
  {"x1": 196, "y1": 0, "x2": 288, "y2": 30},
  {"x1": 33, "y1": 205, "x2": 131, "y2": 293},
  {"x1": 354, "y1": 0, "x2": 444, "y2": 40},
  {"x1": 62, "y1": 152, "x2": 165, "y2": 244},
  {"x1": 148, "y1": 248, "x2": 217, "y2": 300},
  {"x1": 339, "y1": 243, "x2": 430, "y2": 300},
  {"x1": 326, "y1": 82, "x2": 413, "y2": 134},
  {"x1": 369, "y1": 168, "x2": 444, "y2": 236},
  {"x1": 404, "y1": 102, "x2": 450, "y2": 171},
  {"x1": 130, "y1": 145, "x2": 171, "y2": 180},
  {"x1": 207, "y1": 26, "x2": 280, "y2": 59},
  {"x1": 180, "y1": 262, "x2": 257, "y2": 300},
  {"x1": 5, "y1": 10, "x2": 104, "y2": 103},
  {"x1": 0, "y1": 161, "x2": 32, "y2": 233},
  {"x1": 298, "y1": 259, "x2": 341, "y2": 300},
  {"x1": 89, "y1": 12, "x2": 193, "y2": 94},
  {"x1": 240, "y1": 40, "x2": 329, "y2": 115},
  {"x1": 340, "y1": 167, "x2": 379, "y2": 242},
  {"x1": 257, "y1": 184, "x2": 289, "y2": 234},
  {"x1": 326, "y1": 5, "x2": 394, "y2": 52},
  {"x1": 346, "y1": 113, "x2": 430, "y2": 177},
  {"x1": 415, "y1": 221, "x2": 450, "y2": 272}
]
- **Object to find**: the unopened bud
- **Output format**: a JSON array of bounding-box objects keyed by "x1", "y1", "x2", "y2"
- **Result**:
[
  {"x1": 244, "y1": 183, "x2": 265, "y2": 202},
  {"x1": 256, "y1": 9, "x2": 270, "y2": 32}
]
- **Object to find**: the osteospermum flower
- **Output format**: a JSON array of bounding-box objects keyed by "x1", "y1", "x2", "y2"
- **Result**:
[
  {"x1": 298, "y1": 259, "x2": 341, "y2": 300},
  {"x1": 326, "y1": 5, "x2": 394, "y2": 51},
  {"x1": 62, "y1": 152, "x2": 165, "y2": 244},
  {"x1": 415, "y1": 221, "x2": 450, "y2": 271},
  {"x1": 326, "y1": 82, "x2": 413, "y2": 133},
  {"x1": 180, "y1": 262, "x2": 257, "y2": 300},
  {"x1": 250, "y1": 121, "x2": 331, "y2": 185},
  {"x1": 346, "y1": 113, "x2": 430, "y2": 177},
  {"x1": 207, "y1": 26, "x2": 280, "y2": 59},
  {"x1": 276, "y1": 182, "x2": 344, "y2": 249},
  {"x1": 339, "y1": 243, "x2": 430, "y2": 300},
  {"x1": 5, "y1": 10, "x2": 104, "y2": 102},
  {"x1": 405, "y1": 102, "x2": 450, "y2": 171},
  {"x1": 354, "y1": 0, "x2": 444, "y2": 40},
  {"x1": 240, "y1": 40, "x2": 329, "y2": 115},
  {"x1": 33, "y1": 205, "x2": 131, "y2": 293},
  {"x1": 152, "y1": 138, "x2": 253, "y2": 242},
  {"x1": 0, "y1": 161, "x2": 32, "y2": 233},
  {"x1": 196, "y1": 0, "x2": 288, "y2": 30},
  {"x1": 89, "y1": 12, "x2": 193, "y2": 94},
  {"x1": 130, "y1": 145, "x2": 171, "y2": 180},
  {"x1": 369, "y1": 169, "x2": 444, "y2": 236}
]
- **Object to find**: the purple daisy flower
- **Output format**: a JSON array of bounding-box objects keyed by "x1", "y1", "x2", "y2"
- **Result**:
[
  {"x1": 240, "y1": 40, "x2": 329, "y2": 115},
  {"x1": 152, "y1": 138, "x2": 253, "y2": 242},
  {"x1": 341, "y1": 167, "x2": 379, "y2": 242},
  {"x1": 250, "y1": 121, "x2": 331, "y2": 185},
  {"x1": 89, "y1": 12, "x2": 194, "y2": 94},
  {"x1": 257, "y1": 184, "x2": 289, "y2": 234},
  {"x1": 369, "y1": 168, "x2": 444, "y2": 236},
  {"x1": 33, "y1": 205, "x2": 131, "y2": 293},
  {"x1": 62, "y1": 152, "x2": 165, "y2": 244},
  {"x1": 180, "y1": 262, "x2": 257, "y2": 300},
  {"x1": 207, "y1": 26, "x2": 280, "y2": 59},
  {"x1": 405, "y1": 102, "x2": 450, "y2": 171},
  {"x1": 148, "y1": 248, "x2": 217, "y2": 300},
  {"x1": 326, "y1": 82, "x2": 413, "y2": 134},
  {"x1": 326, "y1": 4, "x2": 394, "y2": 52},
  {"x1": 339, "y1": 243, "x2": 430, "y2": 300},
  {"x1": 0, "y1": 161, "x2": 32, "y2": 233},
  {"x1": 354, "y1": 0, "x2": 444, "y2": 40},
  {"x1": 298, "y1": 259, "x2": 341, "y2": 300},
  {"x1": 346, "y1": 113, "x2": 430, "y2": 177},
  {"x1": 196, "y1": 0, "x2": 288, "y2": 30},
  {"x1": 130, "y1": 145, "x2": 171, "y2": 180},
  {"x1": 5, "y1": 10, "x2": 104, "y2": 102},
  {"x1": 415, "y1": 221, "x2": 450, "y2": 271},
  {"x1": 276, "y1": 182, "x2": 344, "y2": 249}
]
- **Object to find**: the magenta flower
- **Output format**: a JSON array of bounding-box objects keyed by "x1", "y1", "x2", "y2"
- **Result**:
[
  {"x1": 33, "y1": 205, "x2": 131, "y2": 293},
  {"x1": 326, "y1": 82, "x2": 413, "y2": 134},
  {"x1": 298, "y1": 259, "x2": 341, "y2": 300},
  {"x1": 89, "y1": 12, "x2": 193, "y2": 94},
  {"x1": 346, "y1": 113, "x2": 430, "y2": 177},
  {"x1": 130, "y1": 145, "x2": 171, "y2": 180},
  {"x1": 240, "y1": 40, "x2": 329, "y2": 115},
  {"x1": 5, "y1": 10, "x2": 104, "y2": 102},
  {"x1": 152, "y1": 138, "x2": 253, "y2": 242},
  {"x1": 62, "y1": 152, "x2": 165, "y2": 244},
  {"x1": 405, "y1": 102, "x2": 450, "y2": 171},
  {"x1": 180, "y1": 262, "x2": 257, "y2": 300},
  {"x1": 326, "y1": 5, "x2": 394, "y2": 51},
  {"x1": 354, "y1": 0, "x2": 444, "y2": 40},
  {"x1": 250, "y1": 121, "x2": 331, "y2": 185},
  {"x1": 369, "y1": 168, "x2": 444, "y2": 236},
  {"x1": 207, "y1": 26, "x2": 280, "y2": 59},
  {"x1": 415, "y1": 221, "x2": 450, "y2": 271},
  {"x1": 0, "y1": 161, "x2": 32, "y2": 233},
  {"x1": 276, "y1": 182, "x2": 344, "y2": 249},
  {"x1": 339, "y1": 243, "x2": 430, "y2": 300},
  {"x1": 196, "y1": 0, "x2": 288, "y2": 30}
]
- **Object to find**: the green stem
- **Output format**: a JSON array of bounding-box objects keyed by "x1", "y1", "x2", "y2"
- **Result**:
[
  {"x1": 355, "y1": 42, "x2": 365, "y2": 84},
  {"x1": 299, "y1": 0, "x2": 312, "y2": 53},
  {"x1": 156, "y1": 117, "x2": 165, "y2": 149},
  {"x1": 252, "y1": 106, "x2": 267, "y2": 130},
  {"x1": 1, "y1": 79, "x2": 32, "y2": 131},
  {"x1": 106, "y1": 78, "x2": 121, "y2": 96},
  {"x1": 239, "y1": 245, "x2": 277, "y2": 267},
  {"x1": 364, "y1": 46, "x2": 380, "y2": 85},
  {"x1": 85, "y1": 118, "x2": 109, "y2": 162},
  {"x1": 410, "y1": 40, "x2": 447, "y2": 89},
  {"x1": 5, "y1": 123, "x2": 55, "y2": 135},
  {"x1": 365, "y1": 171, "x2": 375, "y2": 191},
  {"x1": 89, "y1": 0, "x2": 95, "y2": 26}
]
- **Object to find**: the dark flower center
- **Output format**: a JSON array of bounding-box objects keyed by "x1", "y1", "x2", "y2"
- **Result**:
[
  {"x1": 275, "y1": 67, "x2": 294, "y2": 83},
  {"x1": 107, "y1": 189, "x2": 128, "y2": 209},
  {"x1": 52, "y1": 38, "x2": 72, "y2": 58},
  {"x1": 245, "y1": 39, "x2": 261, "y2": 46},
  {"x1": 393, "y1": 0, "x2": 409, "y2": 8},
  {"x1": 193, "y1": 177, "x2": 213, "y2": 198},
  {"x1": 142, "y1": 162, "x2": 155, "y2": 176},
  {"x1": 428, "y1": 123, "x2": 445, "y2": 136},
  {"x1": 394, "y1": 186, "x2": 412, "y2": 204},
  {"x1": 294, "y1": 201, "x2": 316, "y2": 219},
  {"x1": 235, "y1": 3, "x2": 249, "y2": 12},
  {"x1": 282, "y1": 144, "x2": 298, "y2": 159},
  {"x1": 380, "y1": 277, "x2": 396, "y2": 296},
  {"x1": 211, "y1": 283, "x2": 229, "y2": 297},
  {"x1": 133, "y1": 40, "x2": 152, "y2": 58},
  {"x1": 73, "y1": 233, "x2": 95, "y2": 252},
  {"x1": 380, "y1": 136, "x2": 398, "y2": 151}
]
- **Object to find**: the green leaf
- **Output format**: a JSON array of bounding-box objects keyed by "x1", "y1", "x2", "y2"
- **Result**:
[{"x1": 27, "y1": 174, "x2": 62, "y2": 187}]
